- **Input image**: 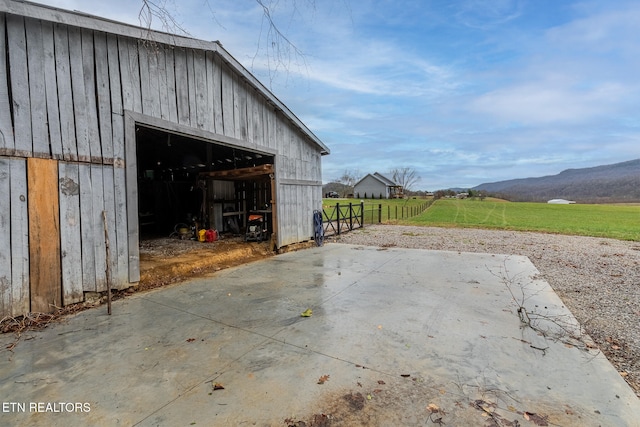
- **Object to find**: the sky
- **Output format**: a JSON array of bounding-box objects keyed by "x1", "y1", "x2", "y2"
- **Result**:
[{"x1": 32, "y1": 0, "x2": 640, "y2": 190}]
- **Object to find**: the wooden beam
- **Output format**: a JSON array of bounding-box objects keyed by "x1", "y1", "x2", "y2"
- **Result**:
[{"x1": 199, "y1": 164, "x2": 274, "y2": 180}]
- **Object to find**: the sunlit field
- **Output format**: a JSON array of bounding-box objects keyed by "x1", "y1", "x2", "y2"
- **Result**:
[{"x1": 403, "y1": 198, "x2": 640, "y2": 241}]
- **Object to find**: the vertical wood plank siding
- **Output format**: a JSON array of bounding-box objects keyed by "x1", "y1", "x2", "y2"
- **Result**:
[
  {"x1": 0, "y1": 9, "x2": 324, "y2": 316},
  {"x1": 58, "y1": 162, "x2": 83, "y2": 304},
  {"x1": 0, "y1": 16, "x2": 15, "y2": 151}
]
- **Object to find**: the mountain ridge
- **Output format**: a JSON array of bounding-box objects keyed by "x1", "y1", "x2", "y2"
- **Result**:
[{"x1": 473, "y1": 158, "x2": 640, "y2": 202}]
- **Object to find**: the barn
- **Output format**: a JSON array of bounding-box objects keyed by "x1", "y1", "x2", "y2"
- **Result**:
[{"x1": 0, "y1": 0, "x2": 329, "y2": 317}]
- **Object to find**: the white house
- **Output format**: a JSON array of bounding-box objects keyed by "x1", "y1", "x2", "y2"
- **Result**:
[{"x1": 354, "y1": 172, "x2": 403, "y2": 199}]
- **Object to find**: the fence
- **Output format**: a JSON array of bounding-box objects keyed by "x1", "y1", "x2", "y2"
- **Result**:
[
  {"x1": 322, "y1": 202, "x2": 364, "y2": 236},
  {"x1": 322, "y1": 200, "x2": 433, "y2": 236}
]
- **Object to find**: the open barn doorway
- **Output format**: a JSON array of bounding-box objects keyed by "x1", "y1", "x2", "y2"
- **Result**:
[
  {"x1": 133, "y1": 125, "x2": 277, "y2": 289},
  {"x1": 135, "y1": 125, "x2": 275, "y2": 241}
]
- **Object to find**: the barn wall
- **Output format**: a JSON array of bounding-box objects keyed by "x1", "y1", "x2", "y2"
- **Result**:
[{"x1": 0, "y1": 7, "x2": 325, "y2": 317}]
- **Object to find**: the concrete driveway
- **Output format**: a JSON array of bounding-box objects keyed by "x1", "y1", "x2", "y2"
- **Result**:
[{"x1": 1, "y1": 244, "x2": 639, "y2": 426}]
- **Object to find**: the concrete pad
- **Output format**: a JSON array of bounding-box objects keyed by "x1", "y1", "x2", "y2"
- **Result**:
[{"x1": 1, "y1": 243, "x2": 638, "y2": 426}]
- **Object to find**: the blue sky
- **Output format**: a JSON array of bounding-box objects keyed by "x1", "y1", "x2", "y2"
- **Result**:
[{"x1": 34, "y1": 0, "x2": 640, "y2": 190}]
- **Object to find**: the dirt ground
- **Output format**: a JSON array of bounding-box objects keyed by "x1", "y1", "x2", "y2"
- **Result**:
[{"x1": 138, "y1": 235, "x2": 275, "y2": 291}]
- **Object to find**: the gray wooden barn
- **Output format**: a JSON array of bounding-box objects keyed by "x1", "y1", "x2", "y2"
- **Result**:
[{"x1": 0, "y1": 0, "x2": 329, "y2": 317}]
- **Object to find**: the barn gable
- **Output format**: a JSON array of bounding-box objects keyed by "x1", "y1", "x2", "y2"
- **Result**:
[{"x1": 0, "y1": 0, "x2": 329, "y2": 317}]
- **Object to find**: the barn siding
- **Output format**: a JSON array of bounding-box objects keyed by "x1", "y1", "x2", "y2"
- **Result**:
[
  {"x1": 0, "y1": 4, "x2": 327, "y2": 317},
  {"x1": 59, "y1": 162, "x2": 83, "y2": 305},
  {"x1": 0, "y1": 159, "x2": 29, "y2": 317},
  {"x1": 0, "y1": 15, "x2": 15, "y2": 152}
]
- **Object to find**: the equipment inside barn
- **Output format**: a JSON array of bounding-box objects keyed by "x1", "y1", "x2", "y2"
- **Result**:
[{"x1": 245, "y1": 214, "x2": 265, "y2": 242}]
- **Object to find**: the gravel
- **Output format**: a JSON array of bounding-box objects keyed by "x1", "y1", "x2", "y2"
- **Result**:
[{"x1": 331, "y1": 224, "x2": 640, "y2": 396}]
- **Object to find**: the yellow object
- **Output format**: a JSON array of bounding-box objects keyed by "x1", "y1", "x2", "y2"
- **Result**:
[
  {"x1": 301, "y1": 308, "x2": 313, "y2": 317},
  {"x1": 198, "y1": 229, "x2": 206, "y2": 242}
]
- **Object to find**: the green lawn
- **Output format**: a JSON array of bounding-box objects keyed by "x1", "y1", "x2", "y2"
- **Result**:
[{"x1": 403, "y1": 198, "x2": 640, "y2": 241}]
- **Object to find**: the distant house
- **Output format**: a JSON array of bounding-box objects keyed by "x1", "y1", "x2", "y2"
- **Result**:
[
  {"x1": 548, "y1": 199, "x2": 576, "y2": 204},
  {"x1": 354, "y1": 172, "x2": 403, "y2": 199}
]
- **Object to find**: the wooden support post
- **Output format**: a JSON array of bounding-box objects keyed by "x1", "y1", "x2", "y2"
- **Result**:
[{"x1": 102, "y1": 211, "x2": 112, "y2": 315}]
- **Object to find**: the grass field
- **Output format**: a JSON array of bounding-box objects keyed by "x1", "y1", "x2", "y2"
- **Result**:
[{"x1": 403, "y1": 198, "x2": 640, "y2": 241}]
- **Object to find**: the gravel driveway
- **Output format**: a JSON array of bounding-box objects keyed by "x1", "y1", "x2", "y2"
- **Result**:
[{"x1": 331, "y1": 224, "x2": 640, "y2": 397}]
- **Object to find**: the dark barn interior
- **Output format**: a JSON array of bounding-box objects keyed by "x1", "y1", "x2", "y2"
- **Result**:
[{"x1": 135, "y1": 125, "x2": 275, "y2": 241}]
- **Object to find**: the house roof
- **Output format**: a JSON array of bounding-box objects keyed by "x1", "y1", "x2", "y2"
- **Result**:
[
  {"x1": 0, "y1": 0, "x2": 330, "y2": 156},
  {"x1": 354, "y1": 172, "x2": 401, "y2": 188}
]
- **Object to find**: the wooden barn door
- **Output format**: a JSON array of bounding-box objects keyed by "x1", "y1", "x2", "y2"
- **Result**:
[{"x1": 27, "y1": 158, "x2": 62, "y2": 313}]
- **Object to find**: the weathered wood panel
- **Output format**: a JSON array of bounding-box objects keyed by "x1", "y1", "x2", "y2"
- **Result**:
[
  {"x1": 25, "y1": 18, "x2": 48, "y2": 157},
  {"x1": 139, "y1": 41, "x2": 162, "y2": 118},
  {"x1": 221, "y1": 61, "x2": 234, "y2": 136},
  {"x1": 0, "y1": 15, "x2": 15, "y2": 153},
  {"x1": 107, "y1": 33, "x2": 124, "y2": 162},
  {"x1": 94, "y1": 31, "x2": 113, "y2": 162},
  {"x1": 194, "y1": 49, "x2": 208, "y2": 130},
  {"x1": 81, "y1": 28, "x2": 102, "y2": 162},
  {"x1": 68, "y1": 26, "x2": 90, "y2": 162},
  {"x1": 138, "y1": 41, "x2": 151, "y2": 115},
  {"x1": 245, "y1": 84, "x2": 254, "y2": 143},
  {"x1": 27, "y1": 158, "x2": 61, "y2": 313},
  {"x1": 0, "y1": 159, "x2": 30, "y2": 317},
  {"x1": 90, "y1": 164, "x2": 107, "y2": 291},
  {"x1": 124, "y1": 114, "x2": 140, "y2": 282},
  {"x1": 205, "y1": 51, "x2": 216, "y2": 132},
  {"x1": 113, "y1": 166, "x2": 129, "y2": 286},
  {"x1": 107, "y1": 38, "x2": 130, "y2": 286},
  {"x1": 249, "y1": 89, "x2": 262, "y2": 145},
  {"x1": 186, "y1": 49, "x2": 197, "y2": 128},
  {"x1": 164, "y1": 47, "x2": 178, "y2": 123},
  {"x1": 58, "y1": 162, "x2": 83, "y2": 304},
  {"x1": 266, "y1": 105, "x2": 276, "y2": 151},
  {"x1": 102, "y1": 166, "x2": 118, "y2": 289},
  {"x1": 123, "y1": 36, "x2": 142, "y2": 113},
  {"x1": 9, "y1": 159, "x2": 29, "y2": 315},
  {"x1": 42, "y1": 20, "x2": 63, "y2": 159},
  {"x1": 53, "y1": 22, "x2": 77, "y2": 161},
  {"x1": 232, "y1": 74, "x2": 242, "y2": 138},
  {"x1": 118, "y1": 35, "x2": 133, "y2": 112},
  {"x1": 7, "y1": 14, "x2": 32, "y2": 156},
  {"x1": 78, "y1": 163, "x2": 96, "y2": 289},
  {"x1": 157, "y1": 46, "x2": 170, "y2": 121},
  {"x1": 174, "y1": 47, "x2": 190, "y2": 126},
  {"x1": 0, "y1": 159, "x2": 11, "y2": 316},
  {"x1": 212, "y1": 54, "x2": 223, "y2": 133}
]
